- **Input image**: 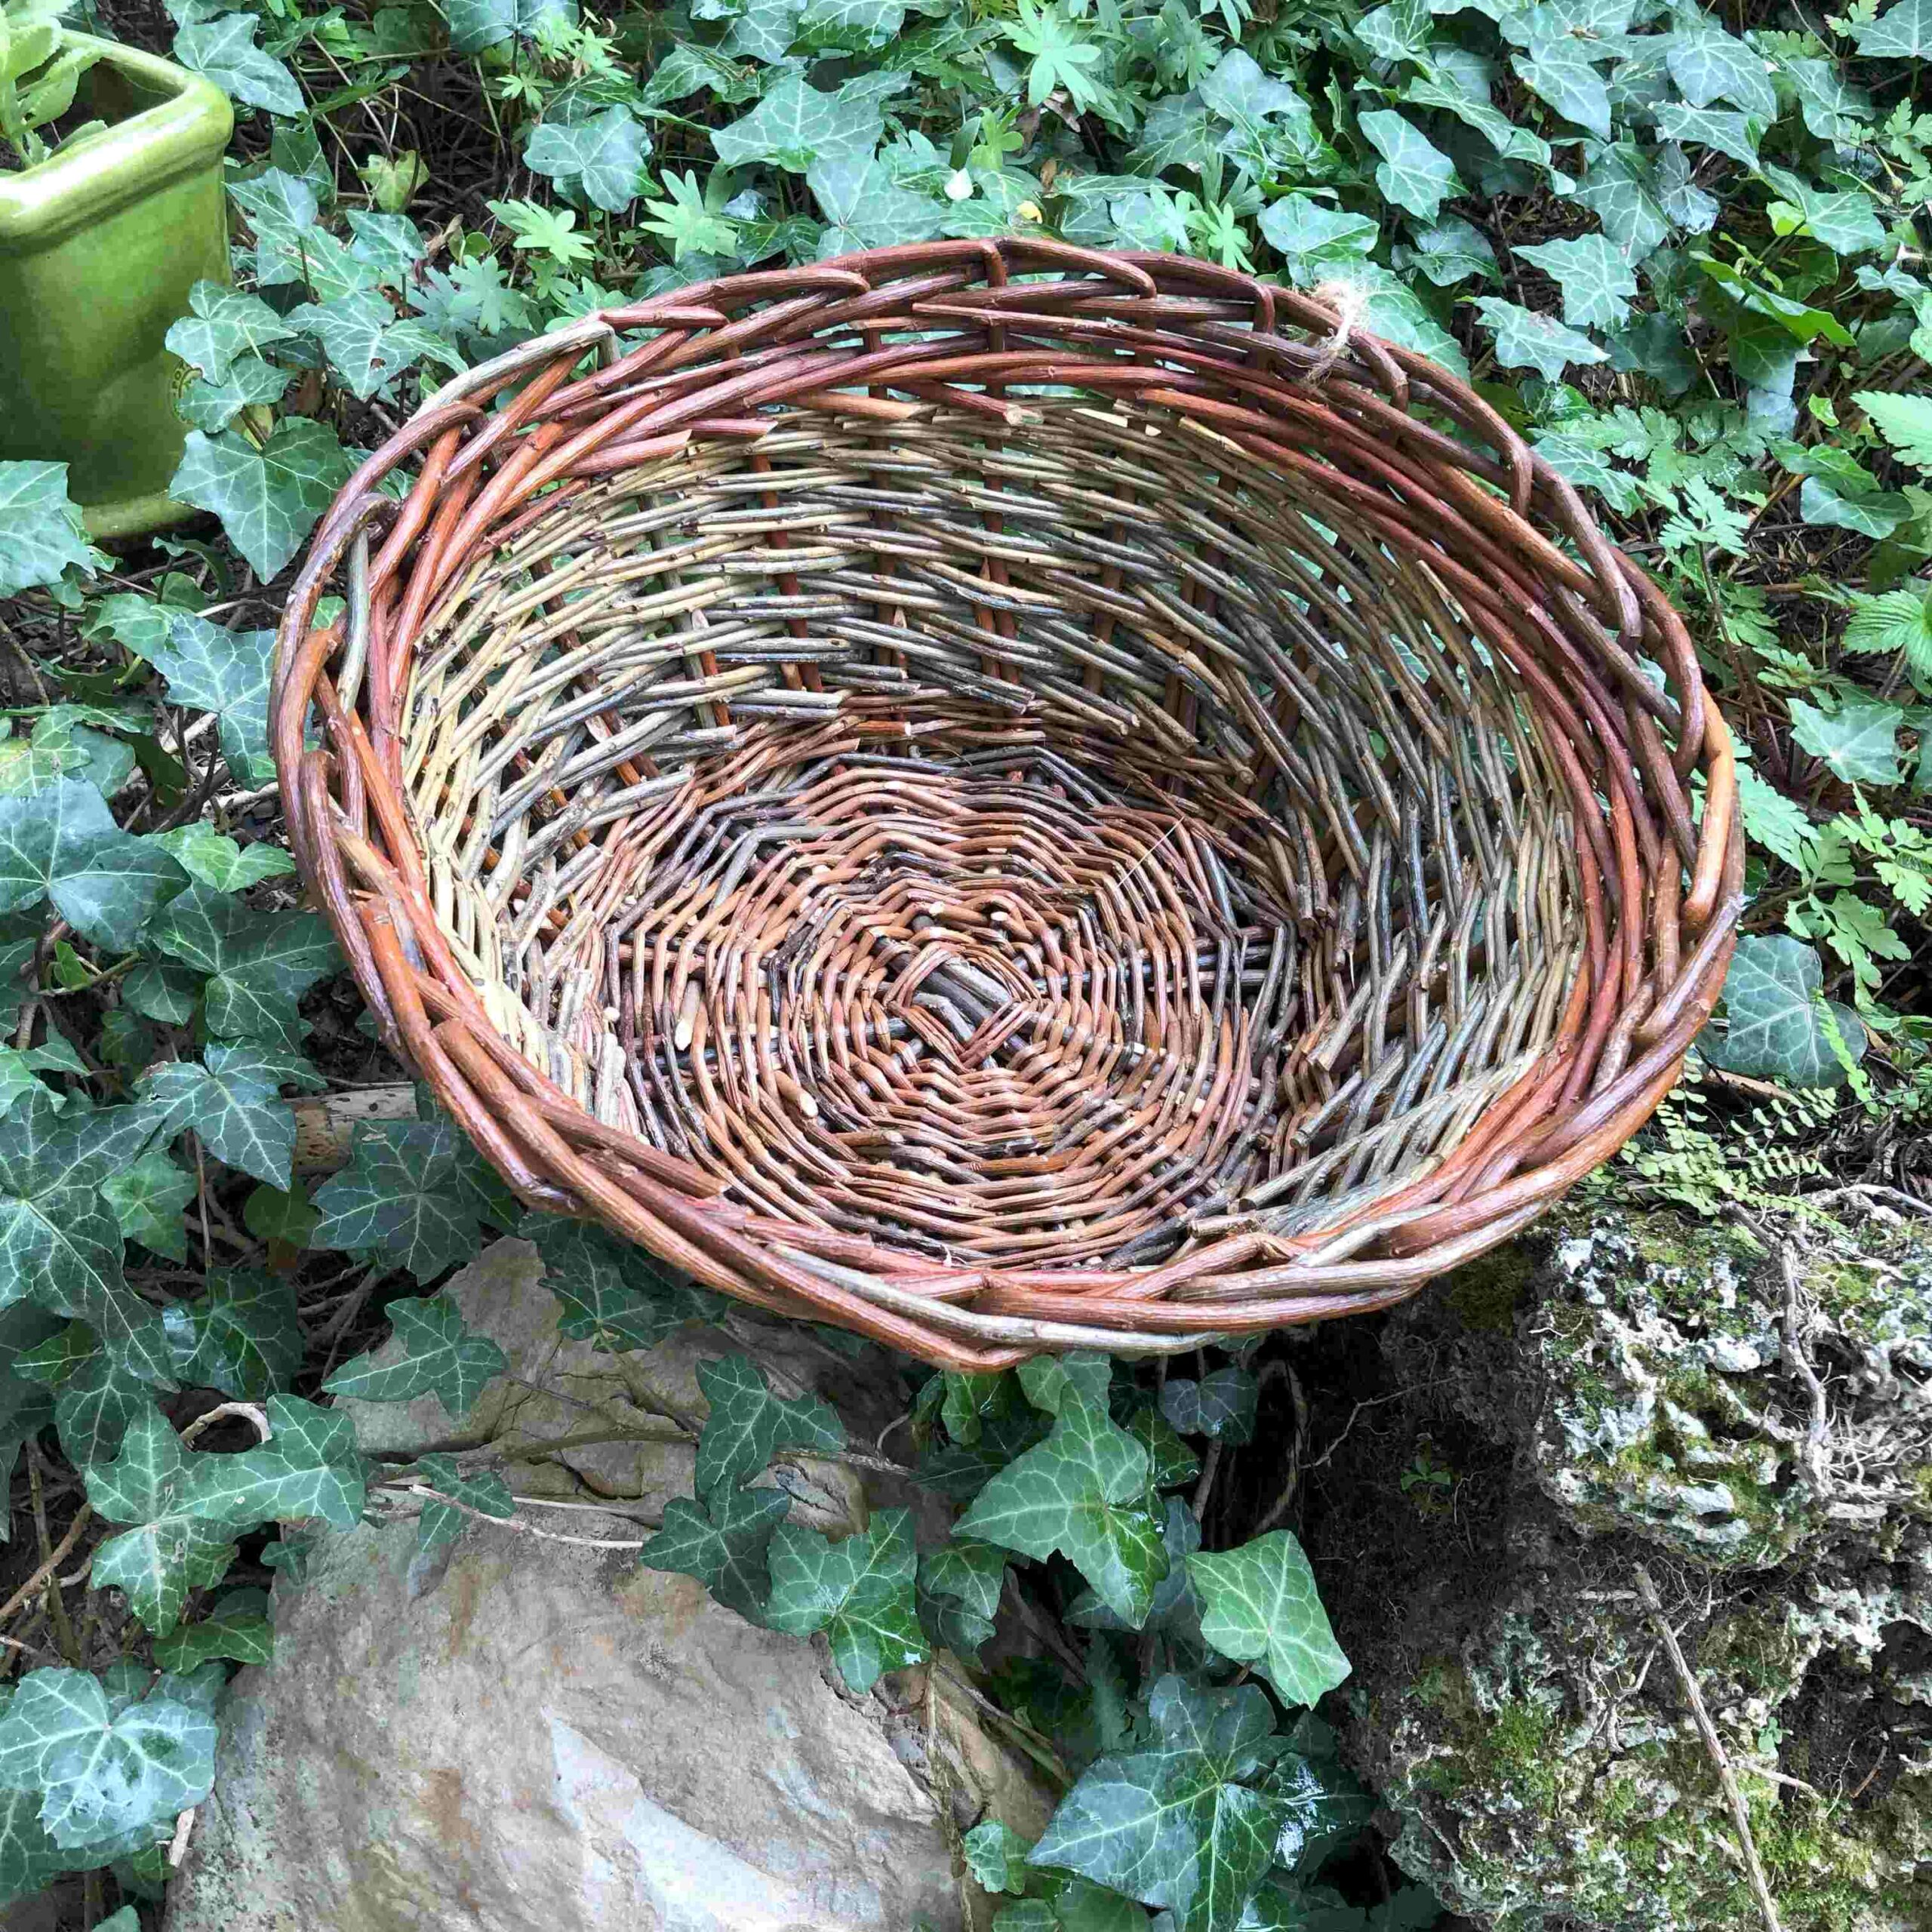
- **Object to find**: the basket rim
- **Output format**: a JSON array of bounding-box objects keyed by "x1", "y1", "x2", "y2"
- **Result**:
[{"x1": 271, "y1": 238, "x2": 1743, "y2": 1371}]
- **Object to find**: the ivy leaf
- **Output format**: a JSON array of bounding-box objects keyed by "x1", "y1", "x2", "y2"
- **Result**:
[
  {"x1": 179, "y1": 1394, "x2": 368, "y2": 1530},
  {"x1": 1029, "y1": 1675, "x2": 1287, "y2": 1932},
  {"x1": 1665, "y1": 14, "x2": 1774, "y2": 117},
  {"x1": 1703, "y1": 934, "x2": 1865, "y2": 1088},
  {"x1": 694, "y1": 1352, "x2": 844, "y2": 1499},
  {"x1": 1512, "y1": 33, "x2": 1612, "y2": 140},
  {"x1": 1758, "y1": 166, "x2": 1885, "y2": 259},
  {"x1": 168, "y1": 1268, "x2": 304, "y2": 1398},
  {"x1": 441, "y1": 0, "x2": 574, "y2": 54},
  {"x1": 286, "y1": 293, "x2": 455, "y2": 403},
  {"x1": 0, "y1": 780, "x2": 186, "y2": 951},
  {"x1": 88, "y1": 595, "x2": 279, "y2": 785},
  {"x1": 0, "y1": 463, "x2": 101, "y2": 598},
  {"x1": 407, "y1": 1451, "x2": 514, "y2": 1558},
  {"x1": 711, "y1": 69, "x2": 898, "y2": 171},
  {"x1": 1798, "y1": 475, "x2": 1911, "y2": 538},
  {"x1": 1573, "y1": 143, "x2": 1669, "y2": 262},
  {"x1": 525, "y1": 106, "x2": 651, "y2": 214},
  {"x1": 1789, "y1": 694, "x2": 1904, "y2": 786},
  {"x1": 168, "y1": 421, "x2": 355, "y2": 583},
  {"x1": 1472, "y1": 298, "x2": 1610, "y2": 381},
  {"x1": 150, "y1": 826, "x2": 293, "y2": 893},
  {"x1": 138, "y1": 1044, "x2": 322, "y2": 1189},
  {"x1": 522, "y1": 1213, "x2": 715, "y2": 1350},
  {"x1": 965, "y1": 1818, "x2": 1032, "y2": 1895},
  {"x1": 917, "y1": 1536, "x2": 1008, "y2": 1657},
  {"x1": 1396, "y1": 216, "x2": 1497, "y2": 288},
  {"x1": 150, "y1": 1590, "x2": 274, "y2": 1670},
  {"x1": 1851, "y1": 0, "x2": 1932, "y2": 57},
  {"x1": 323, "y1": 1293, "x2": 506, "y2": 1417},
  {"x1": 1515, "y1": 233, "x2": 1637, "y2": 329},
  {"x1": 1257, "y1": 195, "x2": 1377, "y2": 271},
  {"x1": 808, "y1": 155, "x2": 946, "y2": 253},
  {"x1": 162, "y1": 281, "x2": 296, "y2": 381},
  {"x1": 639, "y1": 1482, "x2": 792, "y2": 1621},
  {"x1": 1356, "y1": 111, "x2": 1459, "y2": 222},
  {"x1": 84, "y1": 1407, "x2": 238, "y2": 1632},
  {"x1": 1159, "y1": 1367, "x2": 1258, "y2": 1446},
  {"x1": 1121, "y1": 1401, "x2": 1199, "y2": 1491},
  {"x1": 173, "y1": 11, "x2": 302, "y2": 113},
  {"x1": 0, "y1": 1783, "x2": 75, "y2": 1902},
  {"x1": 143, "y1": 884, "x2": 340, "y2": 1046},
  {"x1": 44, "y1": 1346, "x2": 153, "y2": 1469},
  {"x1": 0, "y1": 1666, "x2": 215, "y2": 1854},
  {"x1": 1186, "y1": 1531, "x2": 1352, "y2": 1707},
  {"x1": 956, "y1": 1372, "x2": 1168, "y2": 1626},
  {"x1": 0, "y1": 1094, "x2": 171, "y2": 1385},
  {"x1": 1069, "y1": 1496, "x2": 1202, "y2": 1641},
  {"x1": 309, "y1": 1119, "x2": 515, "y2": 1281},
  {"x1": 764, "y1": 1508, "x2": 926, "y2": 1694},
  {"x1": 1402, "y1": 76, "x2": 1549, "y2": 169},
  {"x1": 102, "y1": 1150, "x2": 196, "y2": 1263},
  {"x1": 1651, "y1": 101, "x2": 1761, "y2": 167}
]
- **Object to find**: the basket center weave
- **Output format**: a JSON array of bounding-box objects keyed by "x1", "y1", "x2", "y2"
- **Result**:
[{"x1": 401, "y1": 395, "x2": 1583, "y2": 1272}]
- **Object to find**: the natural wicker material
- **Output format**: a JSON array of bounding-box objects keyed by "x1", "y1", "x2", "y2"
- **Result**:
[{"x1": 273, "y1": 241, "x2": 1742, "y2": 1372}]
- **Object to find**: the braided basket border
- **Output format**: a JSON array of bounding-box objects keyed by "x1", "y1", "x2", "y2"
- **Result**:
[{"x1": 272, "y1": 240, "x2": 1743, "y2": 1371}]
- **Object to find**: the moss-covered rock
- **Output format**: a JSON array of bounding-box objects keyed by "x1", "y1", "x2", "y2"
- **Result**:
[{"x1": 1305, "y1": 1204, "x2": 1932, "y2": 1932}]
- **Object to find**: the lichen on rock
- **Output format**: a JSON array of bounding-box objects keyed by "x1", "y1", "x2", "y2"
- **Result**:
[{"x1": 1307, "y1": 1201, "x2": 1932, "y2": 1932}]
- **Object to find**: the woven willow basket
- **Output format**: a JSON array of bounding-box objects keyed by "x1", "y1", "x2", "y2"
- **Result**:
[{"x1": 273, "y1": 241, "x2": 1743, "y2": 1372}]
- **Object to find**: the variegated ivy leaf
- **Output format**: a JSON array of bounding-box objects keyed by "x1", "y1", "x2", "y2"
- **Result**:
[
  {"x1": 1702, "y1": 934, "x2": 1865, "y2": 1088},
  {"x1": 1160, "y1": 1366, "x2": 1259, "y2": 1446},
  {"x1": 406, "y1": 1451, "x2": 514, "y2": 1558},
  {"x1": 1789, "y1": 694, "x2": 1905, "y2": 786},
  {"x1": 309, "y1": 1119, "x2": 518, "y2": 1281},
  {"x1": 956, "y1": 1355, "x2": 1168, "y2": 1626},
  {"x1": 1397, "y1": 216, "x2": 1499, "y2": 288},
  {"x1": 138, "y1": 1043, "x2": 324, "y2": 1189},
  {"x1": 691, "y1": 1352, "x2": 844, "y2": 1499},
  {"x1": 322, "y1": 1294, "x2": 507, "y2": 1418},
  {"x1": 1257, "y1": 194, "x2": 1377, "y2": 270},
  {"x1": 143, "y1": 883, "x2": 340, "y2": 1047},
  {"x1": 1472, "y1": 298, "x2": 1610, "y2": 382},
  {"x1": 173, "y1": 10, "x2": 303, "y2": 114},
  {"x1": 1186, "y1": 1531, "x2": 1352, "y2": 1706},
  {"x1": 177, "y1": 355, "x2": 293, "y2": 435},
  {"x1": 150, "y1": 826, "x2": 294, "y2": 893},
  {"x1": 0, "y1": 1666, "x2": 216, "y2": 1854},
  {"x1": 764, "y1": 1508, "x2": 926, "y2": 1694},
  {"x1": 0, "y1": 780, "x2": 185, "y2": 952},
  {"x1": 1515, "y1": 233, "x2": 1637, "y2": 330},
  {"x1": 166, "y1": 1267, "x2": 305, "y2": 1399},
  {"x1": 1850, "y1": 0, "x2": 1932, "y2": 57},
  {"x1": 85, "y1": 1407, "x2": 240, "y2": 1633},
  {"x1": 523, "y1": 1212, "x2": 718, "y2": 1350},
  {"x1": 285, "y1": 293, "x2": 455, "y2": 402},
  {"x1": 162, "y1": 281, "x2": 297, "y2": 382},
  {"x1": 101, "y1": 1150, "x2": 196, "y2": 1264},
  {"x1": 1355, "y1": 110, "x2": 1459, "y2": 223},
  {"x1": 1651, "y1": 100, "x2": 1762, "y2": 167},
  {"x1": 711, "y1": 69, "x2": 900, "y2": 171},
  {"x1": 1028, "y1": 1675, "x2": 1288, "y2": 1932},
  {"x1": 639, "y1": 1481, "x2": 792, "y2": 1621},
  {"x1": 150, "y1": 1589, "x2": 274, "y2": 1670},
  {"x1": 525, "y1": 106, "x2": 651, "y2": 214},
  {"x1": 0, "y1": 1783, "x2": 75, "y2": 1902},
  {"x1": 0, "y1": 1094, "x2": 172, "y2": 1385},
  {"x1": 1665, "y1": 13, "x2": 1775, "y2": 118},
  {"x1": 1512, "y1": 32, "x2": 1613, "y2": 141},
  {"x1": 442, "y1": 0, "x2": 574, "y2": 54},
  {"x1": 808, "y1": 155, "x2": 947, "y2": 254},
  {"x1": 1401, "y1": 76, "x2": 1550, "y2": 169},
  {"x1": 168, "y1": 420, "x2": 356, "y2": 582}
]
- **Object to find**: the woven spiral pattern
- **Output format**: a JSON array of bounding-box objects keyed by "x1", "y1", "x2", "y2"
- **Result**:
[{"x1": 275, "y1": 242, "x2": 1742, "y2": 1371}]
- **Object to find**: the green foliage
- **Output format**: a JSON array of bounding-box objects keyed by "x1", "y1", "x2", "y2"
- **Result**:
[
  {"x1": 0, "y1": 0, "x2": 100, "y2": 169},
  {"x1": 309, "y1": 1120, "x2": 516, "y2": 1279},
  {"x1": 321, "y1": 1293, "x2": 508, "y2": 1417},
  {"x1": 764, "y1": 1507, "x2": 925, "y2": 1692}
]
